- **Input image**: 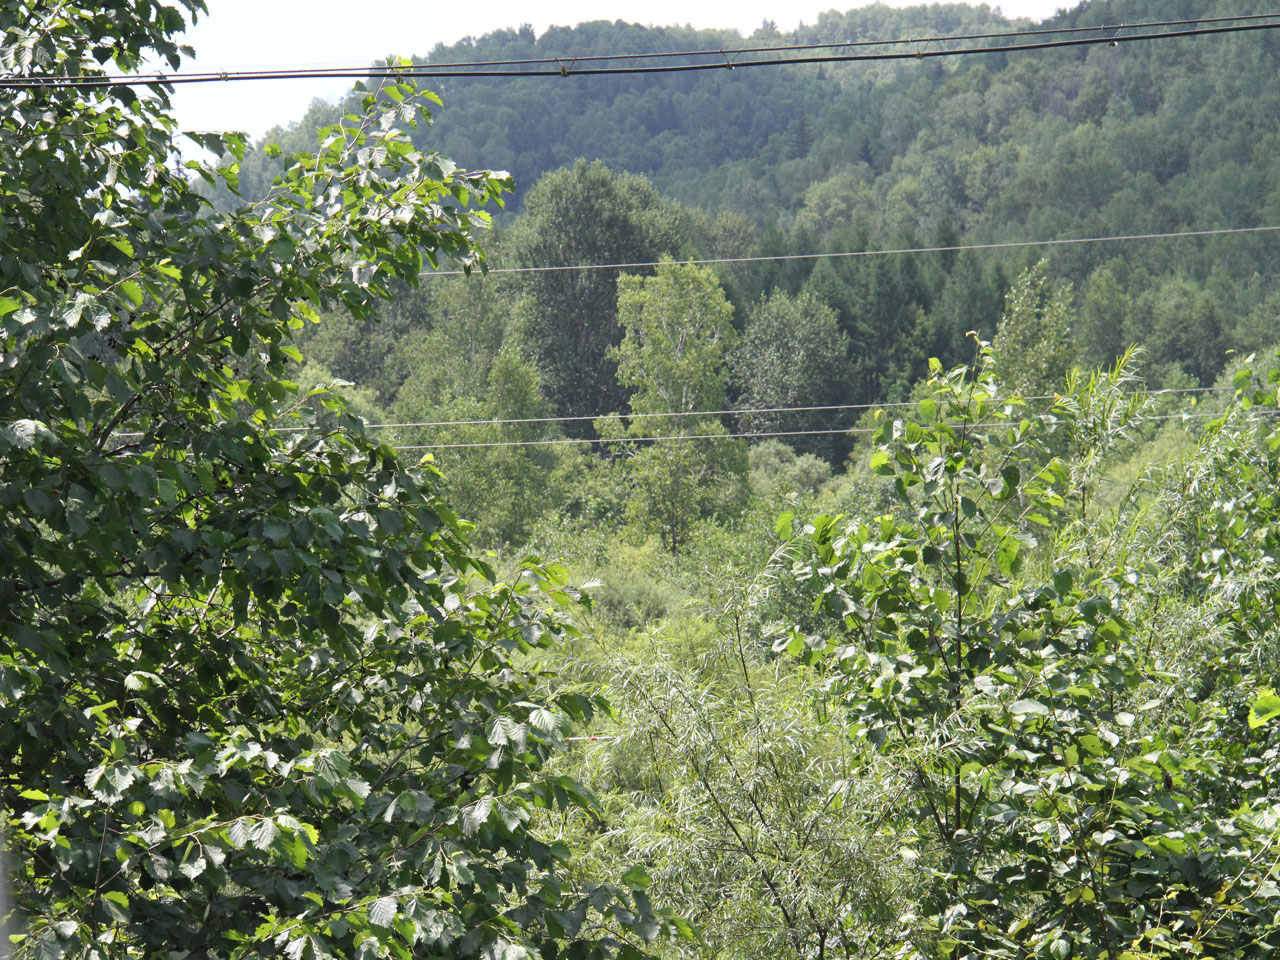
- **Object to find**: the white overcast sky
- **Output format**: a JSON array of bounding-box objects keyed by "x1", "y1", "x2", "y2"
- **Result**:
[{"x1": 168, "y1": 0, "x2": 1077, "y2": 139}]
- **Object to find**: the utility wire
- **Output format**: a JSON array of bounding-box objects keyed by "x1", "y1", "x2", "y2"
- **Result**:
[
  {"x1": 355, "y1": 386, "x2": 1231, "y2": 432},
  {"x1": 396, "y1": 426, "x2": 881, "y2": 450},
  {"x1": 373, "y1": 401, "x2": 949, "y2": 431},
  {"x1": 96, "y1": 219, "x2": 1270, "y2": 437},
  {"x1": 8, "y1": 13, "x2": 1273, "y2": 90},
  {"x1": 392, "y1": 409, "x2": 1252, "y2": 451},
  {"x1": 6, "y1": 20, "x2": 1280, "y2": 89},
  {"x1": 346, "y1": 13, "x2": 1280, "y2": 70},
  {"x1": 110, "y1": 386, "x2": 1230, "y2": 441},
  {"x1": 427, "y1": 225, "x2": 1280, "y2": 278}
]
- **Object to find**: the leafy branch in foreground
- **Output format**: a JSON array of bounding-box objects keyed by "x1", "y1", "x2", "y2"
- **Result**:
[
  {"x1": 0, "y1": 4, "x2": 679, "y2": 958},
  {"x1": 795, "y1": 345, "x2": 1280, "y2": 960},
  {"x1": 545, "y1": 619, "x2": 908, "y2": 960}
]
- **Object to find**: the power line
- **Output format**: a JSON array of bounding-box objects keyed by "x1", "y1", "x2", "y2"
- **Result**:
[
  {"x1": 109, "y1": 385, "x2": 1231, "y2": 442},
  {"x1": 336, "y1": 14, "x2": 1280, "y2": 71},
  {"x1": 371, "y1": 401, "x2": 927, "y2": 431},
  {"x1": 357, "y1": 386, "x2": 1231, "y2": 432},
  {"x1": 6, "y1": 20, "x2": 1280, "y2": 89},
  {"x1": 396, "y1": 426, "x2": 875, "y2": 451},
  {"x1": 426, "y1": 225, "x2": 1280, "y2": 278},
  {"x1": 114, "y1": 401, "x2": 906, "y2": 440},
  {"x1": 392, "y1": 408, "x2": 1250, "y2": 451}
]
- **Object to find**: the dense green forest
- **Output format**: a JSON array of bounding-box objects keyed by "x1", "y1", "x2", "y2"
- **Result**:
[
  {"x1": 4, "y1": 2, "x2": 1280, "y2": 960},
  {"x1": 225, "y1": 0, "x2": 1280, "y2": 547},
  {"x1": 237, "y1": 0, "x2": 1280, "y2": 396}
]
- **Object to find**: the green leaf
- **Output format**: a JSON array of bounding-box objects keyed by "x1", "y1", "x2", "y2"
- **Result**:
[
  {"x1": 1000, "y1": 464, "x2": 1021, "y2": 493},
  {"x1": 3, "y1": 419, "x2": 54, "y2": 449},
  {"x1": 368, "y1": 896, "x2": 397, "y2": 928},
  {"x1": 621, "y1": 864, "x2": 651, "y2": 890},
  {"x1": 1010, "y1": 699, "x2": 1049, "y2": 715},
  {"x1": 118, "y1": 280, "x2": 144, "y2": 308},
  {"x1": 1052, "y1": 570, "x2": 1073, "y2": 596},
  {"x1": 775, "y1": 510, "x2": 795, "y2": 539},
  {"x1": 102, "y1": 891, "x2": 130, "y2": 922},
  {"x1": 227, "y1": 818, "x2": 251, "y2": 849},
  {"x1": 249, "y1": 818, "x2": 276, "y2": 850},
  {"x1": 178, "y1": 853, "x2": 207, "y2": 880},
  {"x1": 549, "y1": 905, "x2": 586, "y2": 938},
  {"x1": 1249, "y1": 688, "x2": 1280, "y2": 729},
  {"x1": 1078, "y1": 734, "x2": 1107, "y2": 757},
  {"x1": 995, "y1": 536, "x2": 1021, "y2": 577},
  {"x1": 528, "y1": 707, "x2": 558, "y2": 733},
  {"x1": 460, "y1": 796, "x2": 493, "y2": 836}
]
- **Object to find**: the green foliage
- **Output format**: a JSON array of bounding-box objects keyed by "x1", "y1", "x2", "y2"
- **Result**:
[
  {"x1": 400, "y1": 346, "x2": 580, "y2": 547},
  {"x1": 605, "y1": 263, "x2": 746, "y2": 553},
  {"x1": 802, "y1": 225, "x2": 935, "y2": 402},
  {"x1": 0, "y1": 6, "x2": 675, "y2": 957},
  {"x1": 732, "y1": 291, "x2": 853, "y2": 460},
  {"x1": 550, "y1": 623, "x2": 909, "y2": 960},
  {"x1": 993, "y1": 260, "x2": 1076, "y2": 396},
  {"x1": 1131, "y1": 275, "x2": 1231, "y2": 388},
  {"x1": 388, "y1": 270, "x2": 521, "y2": 406},
  {"x1": 614, "y1": 435, "x2": 747, "y2": 556},
  {"x1": 791, "y1": 347, "x2": 1280, "y2": 959},
  {"x1": 1077, "y1": 265, "x2": 1133, "y2": 372},
  {"x1": 221, "y1": 0, "x2": 1280, "y2": 396},
  {"x1": 747, "y1": 440, "x2": 832, "y2": 498},
  {"x1": 508, "y1": 161, "x2": 685, "y2": 423},
  {"x1": 589, "y1": 549, "x2": 691, "y2": 632},
  {"x1": 16, "y1": 5, "x2": 1280, "y2": 958},
  {"x1": 614, "y1": 262, "x2": 737, "y2": 418}
]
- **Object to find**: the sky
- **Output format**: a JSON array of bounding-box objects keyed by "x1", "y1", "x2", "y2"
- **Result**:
[{"x1": 166, "y1": 0, "x2": 1076, "y2": 139}]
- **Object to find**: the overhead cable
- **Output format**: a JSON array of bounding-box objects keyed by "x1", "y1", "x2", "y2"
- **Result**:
[
  {"x1": 297, "y1": 13, "x2": 1280, "y2": 71},
  {"x1": 392, "y1": 409, "x2": 1251, "y2": 451},
  {"x1": 5, "y1": 20, "x2": 1280, "y2": 89},
  {"x1": 426, "y1": 225, "x2": 1280, "y2": 278},
  {"x1": 395, "y1": 426, "x2": 878, "y2": 450},
  {"x1": 108, "y1": 376, "x2": 1232, "y2": 443},
  {"x1": 356, "y1": 386, "x2": 1231, "y2": 432}
]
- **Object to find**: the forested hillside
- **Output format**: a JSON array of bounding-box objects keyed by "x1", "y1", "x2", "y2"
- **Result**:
[
  {"x1": 6, "y1": 2, "x2": 1280, "y2": 959},
  {"x1": 232, "y1": 0, "x2": 1280, "y2": 412},
  {"x1": 221, "y1": 1, "x2": 1280, "y2": 550}
]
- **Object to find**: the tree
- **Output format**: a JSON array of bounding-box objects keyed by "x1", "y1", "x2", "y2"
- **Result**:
[
  {"x1": 993, "y1": 259, "x2": 1076, "y2": 396},
  {"x1": 554, "y1": 619, "x2": 907, "y2": 960},
  {"x1": 1134, "y1": 275, "x2": 1229, "y2": 387},
  {"x1": 791, "y1": 346, "x2": 1280, "y2": 959},
  {"x1": 604, "y1": 262, "x2": 745, "y2": 553},
  {"x1": 1077, "y1": 264, "x2": 1132, "y2": 372},
  {"x1": 614, "y1": 262, "x2": 737, "y2": 418},
  {"x1": 803, "y1": 228, "x2": 929, "y2": 403},
  {"x1": 507, "y1": 161, "x2": 684, "y2": 426},
  {"x1": 0, "y1": 6, "x2": 673, "y2": 958},
  {"x1": 731, "y1": 290, "x2": 853, "y2": 461},
  {"x1": 394, "y1": 345, "x2": 579, "y2": 548},
  {"x1": 923, "y1": 253, "x2": 1007, "y2": 371}
]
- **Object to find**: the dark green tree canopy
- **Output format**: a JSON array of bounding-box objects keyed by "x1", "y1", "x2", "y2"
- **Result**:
[
  {"x1": 731, "y1": 290, "x2": 852, "y2": 460},
  {"x1": 508, "y1": 160, "x2": 685, "y2": 424}
]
